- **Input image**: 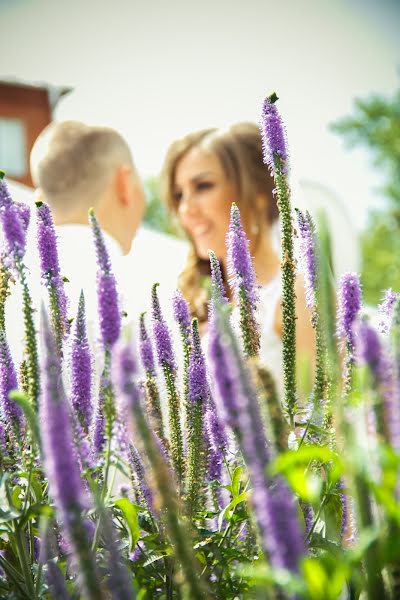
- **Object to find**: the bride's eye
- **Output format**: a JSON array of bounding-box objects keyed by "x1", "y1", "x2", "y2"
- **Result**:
[
  {"x1": 173, "y1": 190, "x2": 183, "y2": 202},
  {"x1": 197, "y1": 181, "x2": 214, "y2": 191}
]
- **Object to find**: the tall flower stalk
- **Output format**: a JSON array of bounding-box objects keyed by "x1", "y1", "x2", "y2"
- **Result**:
[
  {"x1": 40, "y1": 310, "x2": 103, "y2": 600},
  {"x1": 227, "y1": 203, "x2": 260, "y2": 358},
  {"x1": 36, "y1": 201, "x2": 69, "y2": 351},
  {"x1": 185, "y1": 318, "x2": 208, "y2": 512},
  {"x1": 295, "y1": 209, "x2": 327, "y2": 414},
  {"x1": 172, "y1": 289, "x2": 192, "y2": 437},
  {"x1": 152, "y1": 283, "x2": 184, "y2": 480},
  {"x1": 0, "y1": 330, "x2": 23, "y2": 435},
  {"x1": 209, "y1": 304, "x2": 304, "y2": 573},
  {"x1": 89, "y1": 208, "x2": 121, "y2": 490},
  {"x1": 0, "y1": 174, "x2": 39, "y2": 409},
  {"x1": 337, "y1": 272, "x2": 362, "y2": 392},
  {"x1": 260, "y1": 93, "x2": 297, "y2": 426},
  {"x1": 70, "y1": 291, "x2": 93, "y2": 432},
  {"x1": 139, "y1": 313, "x2": 164, "y2": 440},
  {"x1": 116, "y1": 341, "x2": 208, "y2": 600}
]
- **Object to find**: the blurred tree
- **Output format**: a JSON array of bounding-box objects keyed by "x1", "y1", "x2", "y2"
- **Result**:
[
  {"x1": 142, "y1": 176, "x2": 185, "y2": 239},
  {"x1": 332, "y1": 87, "x2": 400, "y2": 304}
]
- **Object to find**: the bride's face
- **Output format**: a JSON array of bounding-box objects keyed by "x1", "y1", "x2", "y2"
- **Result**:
[{"x1": 173, "y1": 147, "x2": 239, "y2": 262}]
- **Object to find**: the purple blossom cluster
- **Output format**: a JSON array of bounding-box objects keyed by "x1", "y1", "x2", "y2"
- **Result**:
[
  {"x1": 89, "y1": 209, "x2": 121, "y2": 347},
  {"x1": 0, "y1": 177, "x2": 29, "y2": 263},
  {"x1": 378, "y1": 288, "x2": 400, "y2": 335},
  {"x1": 260, "y1": 93, "x2": 288, "y2": 173},
  {"x1": 227, "y1": 203, "x2": 258, "y2": 311},
  {"x1": 337, "y1": 272, "x2": 362, "y2": 349},
  {"x1": 295, "y1": 208, "x2": 317, "y2": 309}
]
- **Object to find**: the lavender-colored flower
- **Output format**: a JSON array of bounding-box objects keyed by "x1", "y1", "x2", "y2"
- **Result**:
[
  {"x1": 36, "y1": 202, "x2": 62, "y2": 279},
  {"x1": 36, "y1": 202, "x2": 69, "y2": 335},
  {"x1": 209, "y1": 307, "x2": 304, "y2": 572},
  {"x1": 204, "y1": 403, "x2": 227, "y2": 483},
  {"x1": 337, "y1": 272, "x2": 362, "y2": 348},
  {"x1": 208, "y1": 250, "x2": 228, "y2": 321},
  {"x1": 295, "y1": 208, "x2": 317, "y2": 309},
  {"x1": 355, "y1": 319, "x2": 400, "y2": 458},
  {"x1": 89, "y1": 208, "x2": 121, "y2": 347},
  {"x1": 227, "y1": 204, "x2": 258, "y2": 310},
  {"x1": 227, "y1": 204, "x2": 260, "y2": 357},
  {"x1": 378, "y1": 288, "x2": 400, "y2": 335},
  {"x1": 208, "y1": 318, "x2": 239, "y2": 430},
  {"x1": 0, "y1": 174, "x2": 13, "y2": 209},
  {"x1": 139, "y1": 313, "x2": 155, "y2": 374},
  {"x1": 188, "y1": 320, "x2": 208, "y2": 410},
  {"x1": 40, "y1": 311, "x2": 102, "y2": 599},
  {"x1": 151, "y1": 283, "x2": 176, "y2": 371},
  {"x1": 92, "y1": 380, "x2": 107, "y2": 456},
  {"x1": 0, "y1": 330, "x2": 23, "y2": 429},
  {"x1": 40, "y1": 311, "x2": 88, "y2": 516},
  {"x1": 129, "y1": 444, "x2": 153, "y2": 511},
  {"x1": 70, "y1": 292, "x2": 93, "y2": 431},
  {"x1": 97, "y1": 274, "x2": 121, "y2": 347},
  {"x1": 0, "y1": 202, "x2": 27, "y2": 261},
  {"x1": 0, "y1": 419, "x2": 8, "y2": 456},
  {"x1": 101, "y1": 509, "x2": 135, "y2": 600},
  {"x1": 173, "y1": 289, "x2": 191, "y2": 340},
  {"x1": 260, "y1": 93, "x2": 288, "y2": 173},
  {"x1": 15, "y1": 202, "x2": 31, "y2": 232}
]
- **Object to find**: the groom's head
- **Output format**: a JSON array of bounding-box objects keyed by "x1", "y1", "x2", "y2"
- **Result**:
[{"x1": 30, "y1": 120, "x2": 145, "y2": 254}]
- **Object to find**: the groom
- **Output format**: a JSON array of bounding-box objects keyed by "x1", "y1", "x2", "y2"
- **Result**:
[{"x1": 30, "y1": 120, "x2": 187, "y2": 326}]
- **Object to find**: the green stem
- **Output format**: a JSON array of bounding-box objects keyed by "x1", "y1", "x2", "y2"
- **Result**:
[
  {"x1": 14, "y1": 525, "x2": 35, "y2": 598},
  {"x1": 163, "y1": 364, "x2": 184, "y2": 481},
  {"x1": 16, "y1": 259, "x2": 40, "y2": 411},
  {"x1": 274, "y1": 159, "x2": 297, "y2": 426}
]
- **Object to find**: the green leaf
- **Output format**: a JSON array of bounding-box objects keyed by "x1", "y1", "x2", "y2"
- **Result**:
[
  {"x1": 114, "y1": 498, "x2": 140, "y2": 551},
  {"x1": 231, "y1": 466, "x2": 242, "y2": 498},
  {"x1": 218, "y1": 491, "x2": 248, "y2": 531}
]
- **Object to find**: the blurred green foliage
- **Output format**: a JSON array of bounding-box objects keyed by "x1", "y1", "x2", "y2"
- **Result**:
[
  {"x1": 332, "y1": 87, "x2": 400, "y2": 304},
  {"x1": 142, "y1": 176, "x2": 185, "y2": 239}
]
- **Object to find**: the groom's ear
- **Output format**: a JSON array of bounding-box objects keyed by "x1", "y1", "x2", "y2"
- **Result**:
[{"x1": 114, "y1": 164, "x2": 134, "y2": 207}]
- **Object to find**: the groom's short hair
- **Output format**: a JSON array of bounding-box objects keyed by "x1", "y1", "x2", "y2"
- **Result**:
[{"x1": 30, "y1": 120, "x2": 135, "y2": 218}]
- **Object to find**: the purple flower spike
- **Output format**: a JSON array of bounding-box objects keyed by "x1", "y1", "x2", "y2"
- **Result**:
[
  {"x1": 0, "y1": 331, "x2": 23, "y2": 430},
  {"x1": 208, "y1": 318, "x2": 240, "y2": 430},
  {"x1": 97, "y1": 273, "x2": 121, "y2": 347},
  {"x1": 355, "y1": 319, "x2": 400, "y2": 461},
  {"x1": 337, "y1": 272, "x2": 362, "y2": 348},
  {"x1": 188, "y1": 321, "x2": 208, "y2": 409},
  {"x1": 40, "y1": 310, "x2": 88, "y2": 517},
  {"x1": 295, "y1": 209, "x2": 317, "y2": 309},
  {"x1": 0, "y1": 201, "x2": 27, "y2": 261},
  {"x1": 209, "y1": 307, "x2": 304, "y2": 572},
  {"x1": 40, "y1": 310, "x2": 104, "y2": 600},
  {"x1": 36, "y1": 202, "x2": 62, "y2": 281},
  {"x1": 173, "y1": 289, "x2": 191, "y2": 340},
  {"x1": 152, "y1": 283, "x2": 176, "y2": 371},
  {"x1": 15, "y1": 202, "x2": 31, "y2": 232},
  {"x1": 139, "y1": 313, "x2": 155, "y2": 374},
  {"x1": 260, "y1": 93, "x2": 288, "y2": 173},
  {"x1": 114, "y1": 342, "x2": 140, "y2": 409},
  {"x1": 208, "y1": 250, "x2": 228, "y2": 319},
  {"x1": 70, "y1": 292, "x2": 93, "y2": 431},
  {"x1": 36, "y1": 202, "x2": 69, "y2": 337},
  {"x1": 0, "y1": 175, "x2": 13, "y2": 210},
  {"x1": 378, "y1": 288, "x2": 400, "y2": 335},
  {"x1": 227, "y1": 204, "x2": 258, "y2": 310},
  {"x1": 89, "y1": 209, "x2": 121, "y2": 347}
]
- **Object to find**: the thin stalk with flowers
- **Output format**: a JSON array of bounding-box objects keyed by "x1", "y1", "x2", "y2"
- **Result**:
[
  {"x1": 260, "y1": 93, "x2": 297, "y2": 426},
  {"x1": 0, "y1": 173, "x2": 40, "y2": 409}
]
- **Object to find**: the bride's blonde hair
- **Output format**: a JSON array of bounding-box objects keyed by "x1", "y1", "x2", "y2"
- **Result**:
[{"x1": 160, "y1": 122, "x2": 278, "y2": 323}]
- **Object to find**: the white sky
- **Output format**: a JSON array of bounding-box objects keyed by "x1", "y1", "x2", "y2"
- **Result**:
[{"x1": 0, "y1": 0, "x2": 399, "y2": 229}]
